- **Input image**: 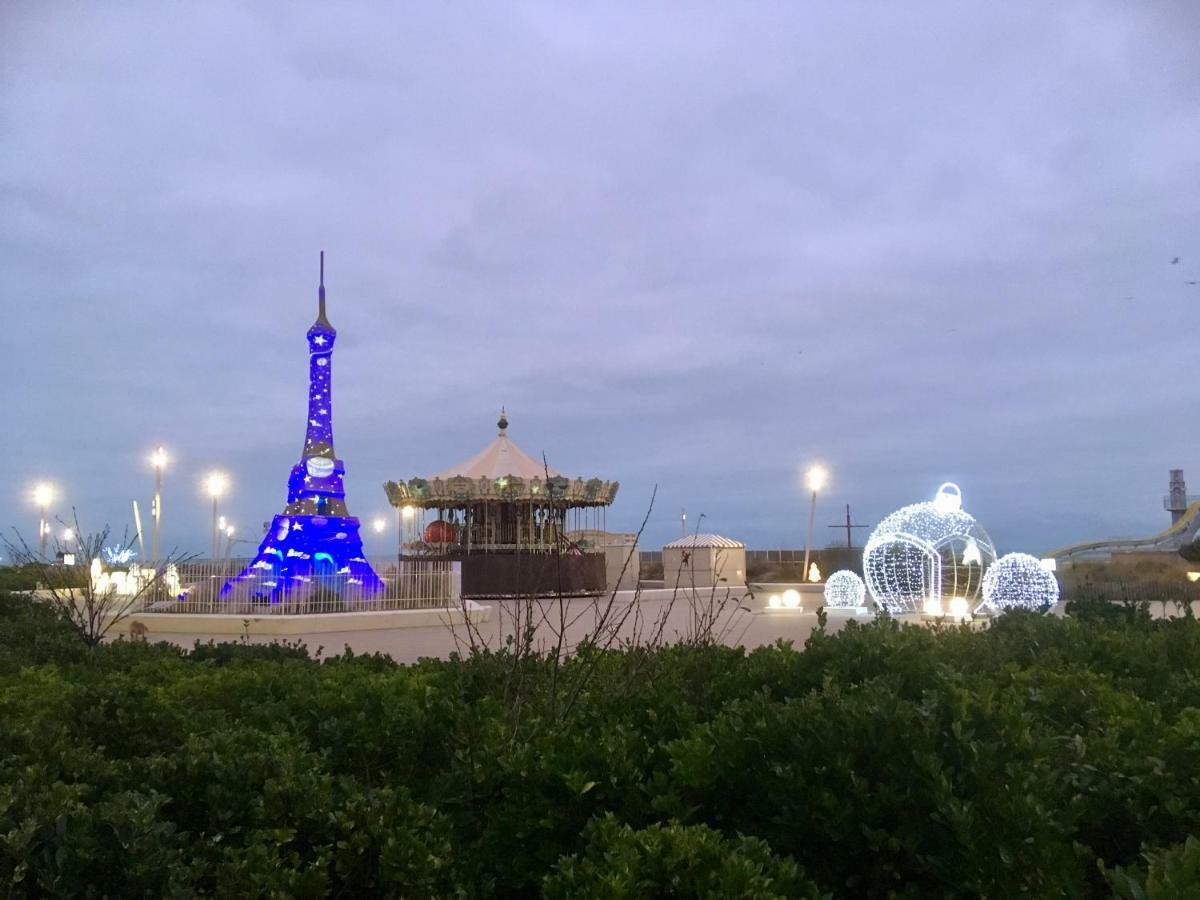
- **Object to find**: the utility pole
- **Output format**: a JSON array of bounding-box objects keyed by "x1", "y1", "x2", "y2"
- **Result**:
[{"x1": 827, "y1": 504, "x2": 871, "y2": 548}]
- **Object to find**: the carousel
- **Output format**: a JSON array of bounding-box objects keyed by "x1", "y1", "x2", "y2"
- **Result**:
[{"x1": 383, "y1": 410, "x2": 620, "y2": 598}]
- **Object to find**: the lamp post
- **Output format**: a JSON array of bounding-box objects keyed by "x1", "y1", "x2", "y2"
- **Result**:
[
  {"x1": 371, "y1": 516, "x2": 386, "y2": 561},
  {"x1": 205, "y1": 473, "x2": 228, "y2": 559},
  {"x1": 803, "y1": 465, "x2": 827, "y2": 582},
  {"x1": 150, "y1": 446, "x2": 167, "y2": 561},
  {"x1": 32, "y1": 482, "x2": 55, "y2": 559},
  {"x1": 400, "y1": 505, "x2": 414, "y2": 562}
]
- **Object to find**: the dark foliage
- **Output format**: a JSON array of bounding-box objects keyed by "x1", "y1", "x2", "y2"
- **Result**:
[{"x1": 2, "y1": 594, "x2": 1199, "y2": 896}]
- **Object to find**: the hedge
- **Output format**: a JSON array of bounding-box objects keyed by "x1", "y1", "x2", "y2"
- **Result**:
[{"x1": 0, "y1": 593, "x2": 1197, "y2": 896}]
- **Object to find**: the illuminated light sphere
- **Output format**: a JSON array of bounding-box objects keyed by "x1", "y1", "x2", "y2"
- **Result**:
[
  {"x1": 980, "y1": 552, "x2": 1060, "y2": 612},
  {"x1": 768, "y1": 594, "x2": 782, "y2": 609},
  {"x1": 823, "y1": 570, "x2": 866, "y2": 608},
  {"x1": 863, "y1": 482, "x2": 996, "y2": 615},
  {"x1": 151, "y1": 446, "x2": 168, "y2": 469},
  {"x1": 781, "y1": 588, "x2": 801, "y2": 609}
]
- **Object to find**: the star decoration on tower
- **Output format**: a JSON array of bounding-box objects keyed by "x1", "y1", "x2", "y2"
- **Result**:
[{"x1": 314, "y1": 335, "x2": 328, "y2": 345}]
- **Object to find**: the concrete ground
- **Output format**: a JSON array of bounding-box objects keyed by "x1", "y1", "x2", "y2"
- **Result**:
[
  {"x1": 136, "y1": 586, "x2": 875, "y2": 664},
  {"x1": 130, "y1": 586, "x2": 1200, "y2": 665}
]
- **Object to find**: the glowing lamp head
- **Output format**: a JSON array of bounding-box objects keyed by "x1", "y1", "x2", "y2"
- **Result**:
[
  {"x1": 806, "y1": 465, "x2": 827, "y2": 493},
  {"x1": 401, "y1": 505, "x2": 415, "y2": 520},
  {"x1": 62, "y1": 528, "x2": 75, "y2": 542},
  {"x1": 151, "y1": 446, "x2": 168, "y2": 470},
  {"x1": 225, "y1": 525, "x2": 235, "y2": 537},
  {"x1": 206, "y1": 472, "x2": 228, "y2": 499},
  {"x1": 32, "y1": 482, "x2": 55, "y2": 508},
  {"x1": 948, "y1": 596, "x2": 969, "y2": 619},
  {"x1": 372, "y1": 517, "x2": 386, "y2": 534}
]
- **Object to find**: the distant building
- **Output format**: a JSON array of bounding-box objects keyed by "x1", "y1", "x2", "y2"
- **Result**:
[{"x1": 662, "y1": 534, "x2": 746, "y2": 589}]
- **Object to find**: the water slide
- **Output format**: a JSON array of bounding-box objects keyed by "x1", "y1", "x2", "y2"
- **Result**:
[{"x1": 1048, "y1": 500, "x2": 1200, "y2": 560}]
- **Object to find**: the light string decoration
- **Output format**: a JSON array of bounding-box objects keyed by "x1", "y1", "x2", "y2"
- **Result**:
[
  {"x1": 863, "y1": 483, "x2": 996, "y2": 614},
  {"x1": 979, "y1": 552, "x2": 1060, "y2": 612},
  {"x1": 823, "y1": 569, "x2": 867, "y2": 608},
  {"x1": 220, "y1": 254, "x2": 385, "y2": 604}
]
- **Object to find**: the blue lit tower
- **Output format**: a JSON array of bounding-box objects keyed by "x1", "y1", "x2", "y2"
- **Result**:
[{"x1": 221, "y1": 254, "x2": 385, "y2": 602}]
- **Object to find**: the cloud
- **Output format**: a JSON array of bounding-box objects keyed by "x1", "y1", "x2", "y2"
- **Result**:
[{"x1": 2, "y1": 0, "x2": 1197, "y2": 556}]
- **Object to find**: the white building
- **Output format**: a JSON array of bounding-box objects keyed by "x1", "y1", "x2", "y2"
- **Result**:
[{"x1": 662, "y1": 534, "x2": 746, "y2": 589}]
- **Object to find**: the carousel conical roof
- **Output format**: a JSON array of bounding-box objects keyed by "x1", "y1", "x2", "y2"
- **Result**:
[{"x1": 431, "y1": 410, "x2": 559, "y2": 480}]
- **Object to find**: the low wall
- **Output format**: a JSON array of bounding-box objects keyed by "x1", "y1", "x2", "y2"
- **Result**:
[{"x1": 113, "y1": 601, "x2": 490, "y2": 637}]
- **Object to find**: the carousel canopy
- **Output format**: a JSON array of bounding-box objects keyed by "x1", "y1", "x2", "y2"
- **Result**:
[
  {"x1": 431, "y1": 410, "x2": 560, "y2": 480},
  {"x1": 384, "y1": 409, "x2": 619, "y2": 509}
]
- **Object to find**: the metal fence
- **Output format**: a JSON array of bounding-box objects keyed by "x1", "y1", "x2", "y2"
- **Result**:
[{"x1": 106, "y1": 557, "x2": 458, "y2": 616}]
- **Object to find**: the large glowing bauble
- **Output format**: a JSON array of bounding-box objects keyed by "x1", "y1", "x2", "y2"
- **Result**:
[
  {"x1": 423, "y1": 520, "x2": 457, "y2": 544},
  {"x1": 980, "y1": 552, "x2": 1059, "y2": 612},
  {"x1": 305, "y1": 456, "x2": 335, "y2": 478},
  {"x1": 863, "y1": 483, "x2": 996, "y2": 614},
  {"x1": 823, "y1": 570, "x2": 867, "y2": 608}
]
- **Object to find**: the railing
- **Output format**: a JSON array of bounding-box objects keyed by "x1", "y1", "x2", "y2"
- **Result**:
[{"x1": 100, "y1": 557, "x2": 459, "y2": 616}]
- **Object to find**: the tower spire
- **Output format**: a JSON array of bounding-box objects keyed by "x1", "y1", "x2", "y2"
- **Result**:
[
  {"x1": 319, "y1": 250, "x2": 326, "y2": 320},
  {"x1": 310, "y1": 250, "x2": 334, "y2": 335}
]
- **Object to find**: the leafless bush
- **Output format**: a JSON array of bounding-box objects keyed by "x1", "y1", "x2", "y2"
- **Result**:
[{"x1": 3, "y1": 510, "x2": 194, "y2": 646}]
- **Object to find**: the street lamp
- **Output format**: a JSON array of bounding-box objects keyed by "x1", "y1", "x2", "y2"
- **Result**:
[
  {"x1": 205, "y1": 472, "x2": 228, "y2": 559},
  {"x1": 371, "y1": 516, "x2": 386, "y2": 559},
  {"x1": 399, "y1": 505, "x2": 415, "y2": 561},
  {"x1": 803, "y1": 465, "x2": 827, "y2": 582},
  {"x1": 150, "y1": 446, "x2": 167, "y2": 561},
  {"x1": 32, "y1": 482, "x2": 55, "y2": 559}
]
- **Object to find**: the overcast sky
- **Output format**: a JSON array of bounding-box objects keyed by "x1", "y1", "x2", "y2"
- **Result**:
[{"x1": 3, "y1": 1, "x2": 1198, "y2": 558}]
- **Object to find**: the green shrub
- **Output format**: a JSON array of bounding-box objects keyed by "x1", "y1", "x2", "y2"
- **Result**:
[
  {"x1": 1107, "y1": 836, "x2": 1200, "y2": 899},
  {"x1": 544, "y1": 816, "x2": 825, "y2": 899}
]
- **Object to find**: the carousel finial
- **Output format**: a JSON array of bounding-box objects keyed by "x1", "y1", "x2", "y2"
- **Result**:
[{"x1": 498, "y1": 406, "x2": 508, "y2": 434}]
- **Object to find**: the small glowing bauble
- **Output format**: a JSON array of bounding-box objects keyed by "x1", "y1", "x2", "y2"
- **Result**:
[
  {"x1": 807, "y1": 562, "x2": 821, "y2": 583},
  {"x1": 863, "y1": 483, "x2": 996, "y2": 614},
  {"x1": 823, "y1": 570, "x2": 866, "y2": 608},
  {"x1": 781, "y1": 588, "x2": 801, "y2": 609},
  {"x1": 306, "y1": 456, "x2": 335, "y2": 478},
  {"x1": 980, "y1": 552, "x2": 1060, "y2": 612},
  {"x1": 768, "y1": 594, "x2": 782, "y2": 609}
]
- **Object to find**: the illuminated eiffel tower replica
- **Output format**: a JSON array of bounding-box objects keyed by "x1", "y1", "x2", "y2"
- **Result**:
[{"x1": 221, "y1": 254, "x2": 385, "y2": 603}]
